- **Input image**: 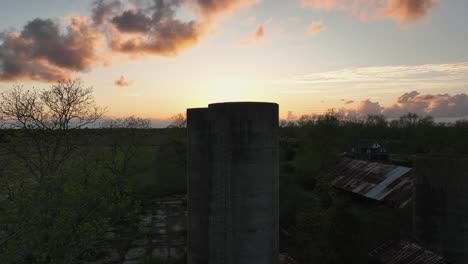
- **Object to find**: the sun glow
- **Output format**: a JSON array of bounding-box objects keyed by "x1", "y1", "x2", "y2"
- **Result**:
[
  {"x1": 209, "y1": 77, "x2": 255, "y2": 102},
  {"x1": 187, "y1": 76, "x2": 269, "y2": 106}
]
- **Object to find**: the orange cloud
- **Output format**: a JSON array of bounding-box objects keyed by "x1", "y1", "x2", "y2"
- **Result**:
[
  {"x1": 108, "y1": 21, "x2": 206, "y2": 57},
  {"x1": 307, "y1": 20, "x2": 325, "y2": 35},
  {"x1": 115, "y1": 75, "x2": 133, "y2": 87},
  {"x1": 194, "y1": 0, "x2": 259, "y2": 19},
  {"x1": 302, "y1": 0, "x2": 351, "y2": 10},
  {"x1": 96, "y1": 0, "x2": 208, "y2": 57},
  {"x1": 1, "y1": 0, "x2": 260, "y2": 82},
  {"x1": 301, "y1": 0, "x2": 437, "y2": 25},
  {"x1": 254, "y1": 25, "x2": 265, "y2": 41},
  {"x1": 0, "y1": 16, "x2": 101, "y2": 82},
  {"x1": 240, "y1": 24, "x2": 266, "y2": 46},
  {"x1": 385, "y1": 0, "x2": 438, "y2": 25}
]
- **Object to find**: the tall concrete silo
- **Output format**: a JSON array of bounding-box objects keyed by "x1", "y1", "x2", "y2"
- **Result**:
[
  {"x1": 414, "y1": 155, "x2": 468, "y2": 263},
  {"x1": 187, "y1": 108, "x2": 211, "y2": 264},
  {"x1": 186, "y1": 102, "x2": 279, "y2": 264},
  {"x1": 208, "y1": 102, "x2": 279, "y2": 264}
]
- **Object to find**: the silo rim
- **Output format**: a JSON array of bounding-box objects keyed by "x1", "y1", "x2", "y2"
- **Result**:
[
  {"x1": 208, "y1": 102, "x2": 278, "y2": 108},
  {"x1": 187, "y1": 107, "x2": 209, "y2": 111},
  {"x1": 187, "y1": 107, "x2": 209, "y2": 114}
]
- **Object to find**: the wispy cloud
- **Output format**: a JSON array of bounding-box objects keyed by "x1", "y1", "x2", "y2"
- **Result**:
[
  {"x1": 292, "y1": 63, "x2": 468, "y2": 84},
  {"x1": 239, "y1": 19, "x2": 272, "y2": 46},
  {"x1": 241, "y1": 16, "x2": 257, "y2": 25},
  {"x1": 307, "y1": 20, "x2": 325, "y2": 36}
]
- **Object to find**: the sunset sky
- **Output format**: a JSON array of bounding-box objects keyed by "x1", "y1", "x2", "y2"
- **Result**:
[{"x1": 1, "y1": 0, "x2": 467, "y2": 125}]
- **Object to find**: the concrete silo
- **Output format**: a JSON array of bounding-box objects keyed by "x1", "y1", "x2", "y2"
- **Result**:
[
  {"x1": 208, "y1": 102, "x2": 279, "y2": 264},
  {"x1": 414, "y1": 155, "x2": 468, "y2": 263},
  {"x1": 186, "y1": 102, "x2": 279, "y2": 264},
  {"x1": 187, "y1": 108, "x2": 211, "y2": 264}
]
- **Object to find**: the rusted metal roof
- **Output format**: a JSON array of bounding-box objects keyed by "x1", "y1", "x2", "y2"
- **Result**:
[
  {"x1": 329, "y1": 158, "x2": 413, "y2": 208},
  {"x1": 369, "y1": 240, "x2": 449, "y2": 264}
]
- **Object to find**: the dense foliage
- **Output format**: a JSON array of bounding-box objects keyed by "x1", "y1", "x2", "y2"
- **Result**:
[{"x1": 279, "y1": 111, "x2": 468, "y2": 263}]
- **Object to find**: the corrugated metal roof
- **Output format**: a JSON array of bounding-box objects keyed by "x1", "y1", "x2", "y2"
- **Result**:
[
  {"x1": 369, "y1": 240, "x2": 449, "y2": 264},
  {"x1": 329, "y1": 158, "x2": 413, "y2": 208}
]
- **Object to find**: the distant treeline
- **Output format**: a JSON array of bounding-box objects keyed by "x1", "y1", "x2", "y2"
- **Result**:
[{"x1": 279, "y1": 111, "x2": 468, "y2": 170}]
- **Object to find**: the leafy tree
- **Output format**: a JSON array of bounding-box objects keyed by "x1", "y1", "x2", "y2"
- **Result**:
[
  {"x1": 102, "y1": 116, "x2": 151, "y2": 177},
  {"x1": 398, "y1": 112, "x2": 420, "y2": 127},
  {"x1": 366, "y1": 115, "x2": 387, "y2": 128},
  {"x1": 293, "y1": 109, "x2": 344, "y2": 178}
]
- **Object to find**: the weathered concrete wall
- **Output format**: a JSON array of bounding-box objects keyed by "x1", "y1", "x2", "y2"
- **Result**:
[
  {"x1": 187, "y1": 102, "x2": 279, "y2": 264},
  {"x1": 208, "y1": 102, "x2": 279, "y2": 264},
  {"x1": 187, "y1": 108, "x2": 211, "y2": 264},
  {"x1": 414, "y1": 155, "x2": 468, "y2": 264}
]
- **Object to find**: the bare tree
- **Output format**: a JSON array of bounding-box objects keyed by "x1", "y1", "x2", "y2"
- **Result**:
[
  {"x1": 0, "y1": 79, "x2": 104, "y2": 130},
  {"x1": 0, "y1": 79, "x2": 105, "y2": 182},
  {"x1": 168, "y1": 113, "x2": 186, "y2": 128}
]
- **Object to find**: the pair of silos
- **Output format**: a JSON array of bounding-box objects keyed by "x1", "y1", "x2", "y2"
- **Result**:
[
  {"x1": 414, "y1": 155, "x2": 468, "y2": 263},
  {"x1": 187, "y1": 102, "x2": 279, "y2": 264}
]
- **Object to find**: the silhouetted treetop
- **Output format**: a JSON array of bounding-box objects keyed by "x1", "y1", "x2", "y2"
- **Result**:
[{"x1": 0, "y1": 79, "x2": 104, "y2": 130}]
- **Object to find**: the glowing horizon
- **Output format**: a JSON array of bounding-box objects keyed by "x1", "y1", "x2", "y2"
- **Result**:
[{"x1": 0, "y1": 0, "x2": 467, "y2": 122}]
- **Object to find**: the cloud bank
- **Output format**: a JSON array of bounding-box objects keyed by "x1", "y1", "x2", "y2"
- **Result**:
[
  {"x1": 339, "y1": 91, "x2": 468, "y2": 118},
  {"x1": 301, "y1": 0, "x2": 437, "y2": 25},
  {"x1": 0, "y1": 0, "x2": 258, "y2": 82}
]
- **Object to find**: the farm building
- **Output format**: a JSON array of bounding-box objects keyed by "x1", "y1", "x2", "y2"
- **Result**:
[{"x1": 326, "y1": 158, "x2": 413, "y2": 208}]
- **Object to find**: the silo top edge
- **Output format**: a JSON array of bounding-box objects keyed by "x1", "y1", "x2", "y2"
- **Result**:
[
  {"x1": 208, "y1": 102, "x2": 278, "y2": 108},
  {"x1": 187, "y1": 107, "x2": 209, "y2": 112}
]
